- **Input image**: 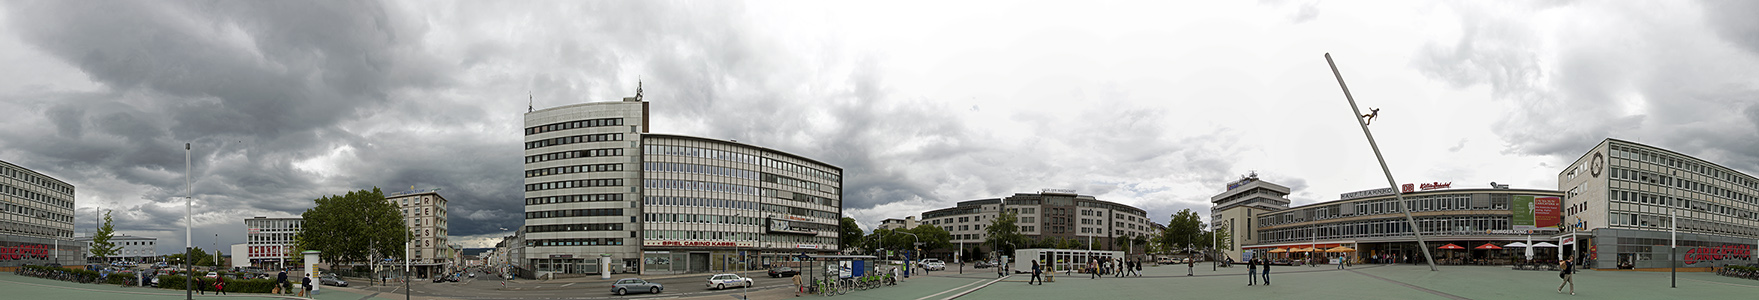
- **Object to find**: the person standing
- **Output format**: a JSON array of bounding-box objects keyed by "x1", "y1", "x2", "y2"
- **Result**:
[
  {"x1": 1247, "y1": 258, "x2": 1258, "y2": 286},
  {"x1": 792, "y1": 273, "x2": 803, "y2": 296},
  {"x1": 1089, "y1": 259, "x2": 1098, "y2": 279},
  {"x1": 1262, "y1": 259, "x2": 1272, "y2": 285},
  {"x1": 1557, "y1": 256, "x2": 1574, "y2": 295},
  {"x1": 1029, "y1": 260, "x2": 1042, "y2": 285}
]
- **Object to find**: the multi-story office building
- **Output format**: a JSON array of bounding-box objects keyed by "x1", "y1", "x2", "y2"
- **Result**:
[
  {"x1": 76, "y1": 234, "x2": 156, "y2": 264},
  {"x1": 243, "y1": 217, "x2": 300, "y2": 270},
  {"x1": 523, "y1": 89, "x2": 843, "y2": 275},
  {"x1": 1209, "y1": 173, "x2": 1293, "y2": 261},
  {"x1": 1243, "y1": 184, "x2": 1564, "y2": 265},
  {"x1": 877, "y1": 217, "x2": 918, "y2": 231},
  {"x1": 0, "y1": 160, "x2": 81, "y2": 270},
  {"x1": 386, "y1": 189, "x2": 450, "y2": 276},
  {"x1": 921, "y1": 191, "x2": 1154, "y2": 259},
  {"x1": 1560, "y1": 138, "x2": 1759, "y2": 269}
]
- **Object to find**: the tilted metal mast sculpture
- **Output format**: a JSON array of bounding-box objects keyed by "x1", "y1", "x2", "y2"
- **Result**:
[{"x1": 1324, "y1": 53, "x2": 1439, "y2": 272}]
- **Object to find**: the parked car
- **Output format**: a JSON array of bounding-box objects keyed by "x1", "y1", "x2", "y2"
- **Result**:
[
  {"x1": 204, "y1": 272, "x2": 219, "y2": 279},
  {"x1": 921, "y1": 259, "x2": 946, "y2": 271},
  {"x1": 432, "y1": 275, "x2": 458, "y2": 283},
  {"x1": 610, "y1": 278, "x2": 663, "y2": 295},
  {"x1": 705, "y1": 274, "x2": 753, "y2": 290},
  {"x1": 766, "y1": 266, "x2": 798, "y2": 278},
  {"x1": 974, "y1": 261, "x2": 992, "y2": 268},
  {"x1": 321, "y1": 274, "x2": 349, "y2": 287}
]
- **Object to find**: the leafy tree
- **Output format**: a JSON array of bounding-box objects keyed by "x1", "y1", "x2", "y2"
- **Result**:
[
  {"x1": 295, "y1": 188, "x2": 410, "y2": 267},
  {"x1": 187, "y1": 247, "x2": 212, "y2": 266},
  {"x1": 1160, "y1": 209, "x2": 1206, "y2": 252},
  {"x1": 1211, "y1": 225, "x2": 1233, "y2": 251},
  {"x1": 89, "y1": 210, "x2": 121, "y2": 262},
  {"x1": 839, "y1": 217, "x2": 864, "y2": 251},
  {"x1": 908, "y1": 224, "x2": 952, "y2": 251},
  {"x1": 984, "y1": 210, "x2": 1029, "y2": 255}
]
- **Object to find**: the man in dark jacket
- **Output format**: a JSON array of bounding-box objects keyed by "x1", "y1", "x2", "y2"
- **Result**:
[
  {"x1": 300, "y1": 274, "x2": 312, "y2": 297},
  {"x1": 1262, "y1": 259, "x2": 1272, "y2": 285},
  {"x1": 1247, "y1": 258, "x2": 1258, "y2": 286},
  {"x1": 275, "y1": 271, "x2": 288, "y2": 294}
]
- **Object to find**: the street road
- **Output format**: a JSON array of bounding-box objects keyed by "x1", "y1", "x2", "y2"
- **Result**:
[{"x1": 353, "y1": 269, "x2": 792, "y2": 299}]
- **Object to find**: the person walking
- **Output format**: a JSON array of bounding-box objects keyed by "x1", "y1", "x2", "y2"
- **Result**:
[
  {"x1": 1187, "y1": 258, "x2": 1195, "y2": 276},
  {"x1": 300, "y1": 274, "x2": 312, "y2": 297},
  {"x1": 275, "y1": 270, "x2": 287, "y2": 295},
  {"x1": 1262, "y1": 259, "x2": 1272, "y2": 285},
  {"x1": 214, "y1": 276, "x2": 227, "y2": 295},
  {"x1": 1557, "y1": 256, "x2": 1575, "y2": 295},
  {"x1": 792, "y1": 273, "x2": 803, "y2": 296},
  {"x1": 196, "y1": 276, "x2": 206, "y2": 295},
  {"x1": 1247, "y1": 258, "x2": 1258, "y2": 286},
  {"x1": 1029, "y1": 260, "x2": 1043, "y2": 285},
  {"x1": 1089, "y1": 259, "x2": 1098, "y2": 279}
]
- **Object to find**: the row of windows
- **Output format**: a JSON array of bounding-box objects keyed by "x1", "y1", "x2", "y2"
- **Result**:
[
  {"x1": 526, "y1": 193, "x2": 625, "y2": 205},
  {"x1": 1260, "y1": 194, "x2": 1506, "y2": 227},
  {"x1": 1258, "y1": 216, "x2": 1511, "y2": 243},
  {"x1": 525, "y1": 222, "x2": 624, "y2": 233},
  {"x1": 643, "y1": 196, "x2": 760, "y2": 211},
  {"x1": 642, "y1": 229, "x2": 838, "y2": 246},
  {"x1": 644, "y1": 145, "x2": 841, "y2": 183},
  {"x1": 0, "y1": 220, "x2": 72, "y2": 238},
  {"x1": 1611, "y1": 188, "x2": 1757, "y2": 219},
  {"x1": 760, "y1": 203, "x2": 839, "y2": 220},
  {"x1": 1, "y1": 166, "x2": 73, "y2": 195},
  {"x1": 526, "y1": 208, "x2": 624, "y2": 219},
  {"x1": 646, "y1": 179, "x2": 760, "y2": 196},
  {"x1": 1608, "y1": 212, "x2": 1759, "y2": 237},
  {"x1": 764, "y1": 173, "x2": 820, "y2": 191},
  {"x1": 644, "y1": 162, "x2": 760, "y2": 181},
  {"x1": 525, "y1": 179, "x2": 624, "y2": 191},
  {"x1": 1610, "y1": 167, "x2": 1757, "y2": 206},
  {"x1": 525, "y1": 118, "x2": 625, "y2": 135},
  {"x1": 767, "y1": 188, "x2": 838, "y2": 207},
  {"x1": 2, "y1": 184, "x2": 73, "y2": 210},
  {"x1": 644, "y1": 213, "x2": 763, "y2": 226},
  {"x1": 2, "y1": 202, "x2": 71, "y2": 223},
  {"x1": 528, "y1": 238, "x2": 625, "y2": 247},
  {"x1": 1613, "y1": 144, "x2": 1758, "y2": 190},
  {"x1": 525, "y1": 133, "x2": 625, "y2": 149},
  {"x1": 526, "y1": 163, "x2": 624, "y2": 178},
  {"x1": 525, "y1": 148, "x2": 625, "y2": 164}
]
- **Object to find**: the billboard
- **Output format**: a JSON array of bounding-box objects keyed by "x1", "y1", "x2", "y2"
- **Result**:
[{"x1": 1512, "y1": 195, "x2": 1562, "y2": 231}]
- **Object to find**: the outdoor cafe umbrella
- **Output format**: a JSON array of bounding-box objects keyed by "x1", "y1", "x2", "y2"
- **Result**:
[
  {"x1": 1325, "y1": 246, "x2": 1356, "y2": 253},
  {"x1": 1474, "y1": 243, "x2": 1502, "y2": 262},
  {"x1": 1437, "y1": 243, "x2": 1465, "y2": 249},
  {"x1": 1504, "y1": 242, "x2": 1532, "y2": 259},
  {"x1": 1268, "y1": 248, "x2": 1288, "y2": 253}
]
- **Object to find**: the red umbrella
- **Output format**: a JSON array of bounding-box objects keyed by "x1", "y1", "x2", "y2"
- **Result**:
[
  {"x1": 1437, "y1": 243, "x2": 1465, "y2": 249},
  {"x1": 1474, "y1": 243, "x2": 1502, "y2": 250}
]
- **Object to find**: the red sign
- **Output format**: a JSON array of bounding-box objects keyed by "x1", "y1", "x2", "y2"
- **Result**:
[
  {"x1": 1534, "y1": 196, "x2": 1562, "y2": 229},
  {"x1": 1419, "y1": 182, "x2": 1452, "y2": 191},
  {"x1": 1685, "y1": 245, "x2": 1753, "y2": 264},
  {"x1": 0, "y1": 244, "x2": 52, "y2": 261},
  {"x1": 1401, "y1": 184, "x2": 1414, "y2": 193},
  {"x1": 644, "y1": 240, "x2": 753, "y2": 247}
]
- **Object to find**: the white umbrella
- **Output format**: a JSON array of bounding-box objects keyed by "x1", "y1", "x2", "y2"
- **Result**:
[
  {"x1": 1503, "y1": 242, "x2": 1529, "y2": 247},
  {"x1": 1531, "y1": 242, "x2": 1559, "y2": 247}
]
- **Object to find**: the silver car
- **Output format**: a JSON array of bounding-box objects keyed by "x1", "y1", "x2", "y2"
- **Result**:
[
  {"x1": 705, "y1": 273, "x2": 752, "y2": 290},
  {"x1": 610, "y1": 278, "x2": 663, "y2": 295}
]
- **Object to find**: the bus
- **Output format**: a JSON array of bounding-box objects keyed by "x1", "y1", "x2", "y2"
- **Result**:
[{"x1": 1013, "y1": 249, "x2": 1124, "y2": 274}]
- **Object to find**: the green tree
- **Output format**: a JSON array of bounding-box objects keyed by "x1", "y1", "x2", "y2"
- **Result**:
[
  {"x1": 295, "y1": 188, "x2": 410, "y2": 267},
  {"x1": 188, "y1": 247, "x2": 212, "y2": 266},
  {"x1": 1160, "y1": 209, "x2": 1206, "y2": 253},
  {"x1": 88, "y1": 210, "x2": 121, "y2": 262},
  {"x1": 985, "y1": 210, "x2": 1028, "y2": 255},
  {"x1": 1211, "y1": 225, "x2": 1233, "y2": 251},
  {"x1": 908, "y1": 224, "x2": 952, "y2": 251},
  {"x1": 839, "y1": 217, "x2": 864, "y2": 251}
]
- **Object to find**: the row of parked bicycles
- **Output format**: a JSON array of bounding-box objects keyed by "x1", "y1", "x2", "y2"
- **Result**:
[
  {"x1": 808, "y1": 272, "x2": 897, "y2": 296},
  {"x1": 15, "y1": 265, "x2": 102, "y2": 284},
  {"x1": 1716, "y1": 265, "x2": 1759, "y2": 280}
]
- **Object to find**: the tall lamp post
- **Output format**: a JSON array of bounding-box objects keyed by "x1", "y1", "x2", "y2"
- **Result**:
[
  {"x1": 184, "y1": 143, "x2": 193, "y2": 300},
  {"x1": 1670, "y1": 170, "x2": 1677, "y2": 288},
  {"x1": 897, "y1": 232, "x2": 919, "y2": 276}
]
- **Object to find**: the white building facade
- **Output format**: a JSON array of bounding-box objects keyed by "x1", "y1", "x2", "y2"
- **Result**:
[
  {"x1": 0, "y1": 160, "x2": 81, "y2": 269},
  {"x1": 243, "y1": 217, "x2": 300, "y2": 270},
  {"x1": 1561, "y1": 138, "x2": 1759, "y2": 269},
  {"x1": 385, "y1": 189, "x2": 451, "y2": 276},
  {"x1": 77, "y1": 234, "x2": 156, "y2": 264}
]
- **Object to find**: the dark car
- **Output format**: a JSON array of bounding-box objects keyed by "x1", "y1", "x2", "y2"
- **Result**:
[
  {"x1": 767, "y1": 266, "x2": 798, "y2": 278},
  {"x1": 974, "y1": 261, "x2": 992, "y2": 268},
  {"x1": 610, "y1": 278, "x2": 663, "y2": 295},
  {"x1": 432, "y1": 275, "x2": 458, "y2": 283}
]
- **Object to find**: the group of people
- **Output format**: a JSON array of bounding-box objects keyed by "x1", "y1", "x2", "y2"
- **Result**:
[
  {"x1": 1084, "y1": 257, "x2": 1142, "y2": 279},
  {"x1": 265, "y1": 270, "x2": 315, "y2": 297},
  {"x1": 191, "y1": 275, "x2": 227, "y2": 295},
  {"x1": 1245, "y1": 258, "x2": 1272, "y2": 286}
]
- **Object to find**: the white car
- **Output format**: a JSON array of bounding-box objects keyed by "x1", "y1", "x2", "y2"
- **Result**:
[
  {"x1": 921, "y1": 259, "x2": 945, "y2": 271},
  {"x1": 705, "y1": 274, "x2": 752, "y2": 290}
]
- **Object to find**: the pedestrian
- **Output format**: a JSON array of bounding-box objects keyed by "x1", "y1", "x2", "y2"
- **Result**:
[
  {"x1": 1262, "y1": 258, "x2": 1272, "y2": 285},
  {"x1": 1247, "y1": 258, "x2": 1258, "y2": 286},
  {"x1": 1557, "y1": 255, "x2": 1574, "y2": 295},
  {"x1": 196, "y1": 276, "x2": 206, "y2": 295},
  {"x1": 1188, "y1": 258, "x2": 1195, "y2": 276},
  {"x1": 1134, "y1": 260, "x2": 1143, "y2": 277},
  {"x1": 792, "y1": 273, "x2": 803, "y2": 296},
  {"x1": 275, "y1": 270, "x2": 287, "y2": 295},
  {"x1": 214, "y1": 276, "x2": 227, "y2": 295},
  {"x1": 300, "y1": 274, "x2": 312, "y2": 297},
  {"x1": 1029, "y1": 260, "x2": 1042, "y2": 285},
  {"x1": 1089, "y1": 259, "x2": 1098, "y2": 279}
]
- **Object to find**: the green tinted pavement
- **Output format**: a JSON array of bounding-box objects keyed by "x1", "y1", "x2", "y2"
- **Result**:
[
  {"x1": 944, "y1": 263, "x2": 1759, "y2": 300},
  {"x1": 0, "y1": 272, "x2": 406, "y2": 300}
]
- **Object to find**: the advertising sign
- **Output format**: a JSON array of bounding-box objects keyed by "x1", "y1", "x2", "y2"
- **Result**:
[
  {"x1": 1535, "y1": 196, "x2": 1561, "y2": 229},
  {"x1": 1513, "y1": 195, "x2": 1563, "y2": 230}
]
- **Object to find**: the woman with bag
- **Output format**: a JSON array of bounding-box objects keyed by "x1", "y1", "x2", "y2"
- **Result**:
[
  {"x1": 214, "y1": 276, "x2": 227, "y2": 295},
  {"x1": 1557, "y1": 256, "x2": 1574, "y2": 295}
]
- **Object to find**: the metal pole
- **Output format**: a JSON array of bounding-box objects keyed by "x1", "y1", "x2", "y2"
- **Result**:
[
  {"x1": 1670, "y1": 172, "x2": 1677, "y2": 288},
  {"x1": 185, "y1": 143, "x2": 193, "y2": 300},
  {"x1": 1325, "y1": 53, "x2": 1439, "y2": 271}
]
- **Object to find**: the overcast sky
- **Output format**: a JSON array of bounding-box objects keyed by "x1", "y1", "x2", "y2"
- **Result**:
[{"x1": 3, "y1": 1, "x2": 1758, "y2": 254}]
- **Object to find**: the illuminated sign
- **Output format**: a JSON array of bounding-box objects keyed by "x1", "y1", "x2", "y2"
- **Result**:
[
  {"x1": 1227, "y1": 179, "x2": 1257, "y2": 191},
  {"x1": 797, "y1": 244, "x2": 823, "y2": 249},
  {"x1": 1419, "y1": 182, "x2": 1452, "y2": 191}
]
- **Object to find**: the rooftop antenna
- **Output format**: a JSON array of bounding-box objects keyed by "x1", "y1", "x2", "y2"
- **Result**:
[
  {"x1": 635, "y1": 77, "x2": 644, "y2": 101},
  {"x1": 527, "y1": 91, "x2": 533, "y2": 113}
]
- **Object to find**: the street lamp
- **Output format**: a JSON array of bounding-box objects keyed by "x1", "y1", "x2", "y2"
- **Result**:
[
  {"x1": 184, "y1": 143, "x2": 193, "y2": 300},
  {"x1": 896, "y1": 232, "x2": 919, "y2": 276}
]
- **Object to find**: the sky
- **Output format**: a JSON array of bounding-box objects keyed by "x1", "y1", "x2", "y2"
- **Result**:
[{"x1": 2, "y1": 1, "x2": 1758, "y2": 255}]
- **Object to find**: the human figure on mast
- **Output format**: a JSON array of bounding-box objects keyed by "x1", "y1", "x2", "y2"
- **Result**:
[{"x1": 1361, "y1": 108, "x2": 1380, "y2": 125}]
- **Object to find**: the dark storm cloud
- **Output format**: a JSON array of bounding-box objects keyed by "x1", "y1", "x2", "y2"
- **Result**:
[{"x1": 1413, "y1": 1, "x2": 1759, "y2": 176}]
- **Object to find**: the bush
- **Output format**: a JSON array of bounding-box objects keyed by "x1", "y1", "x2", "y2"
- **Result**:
[{"x1": 156, "y1": 275, "x2": 280, "y2": 293}]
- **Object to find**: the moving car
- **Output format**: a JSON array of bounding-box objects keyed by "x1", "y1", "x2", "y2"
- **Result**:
[
  {"x1": 921, "y1": 259, "x2": 946, "y2": 271},
  {"x1": 321, "y1": 274, "x2": 349, "y2": 287},
  {"x1": 974, "y1": 261, "x2": 992, "y2": 268},
  {"x1": 432, "y1": 275, "x2": 458, "y2": 283},
  {"x1": 766, "y1": 266, "x2": 798, "y2": 278},
  {"x1": 610, "y1": 278, "x2": 663, "y2": 295},
  {"x1": 705, "y1": 274, "x2": 753, "y2": 290}
]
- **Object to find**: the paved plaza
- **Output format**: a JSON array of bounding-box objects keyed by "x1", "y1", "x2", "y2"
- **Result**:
[{"x1": 5, "y1": 263, "x2": 1758, "y2": 300}]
